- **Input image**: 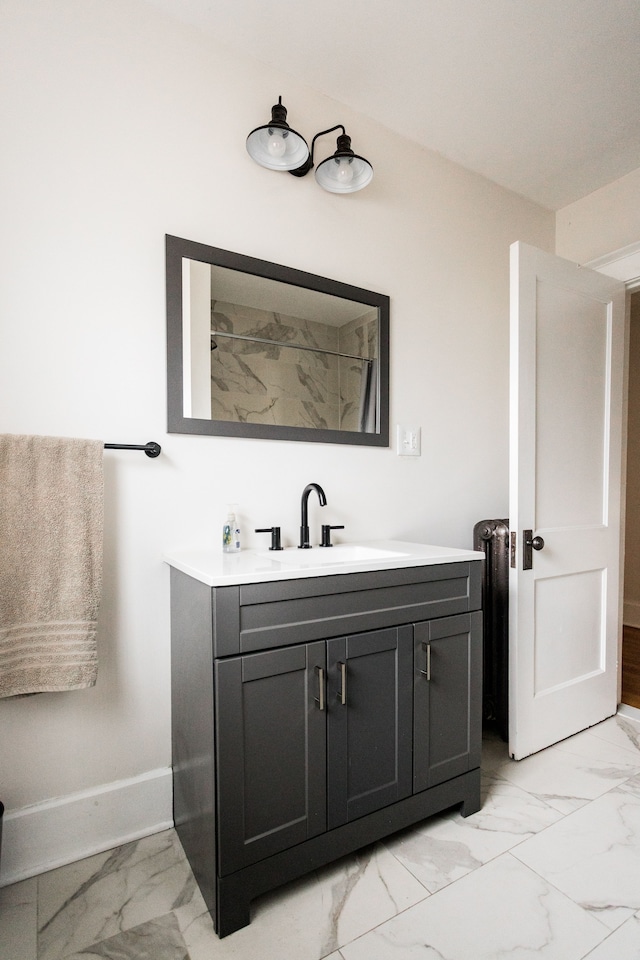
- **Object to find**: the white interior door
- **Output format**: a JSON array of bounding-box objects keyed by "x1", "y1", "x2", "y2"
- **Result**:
[{"x1": 509, "y1": 241, "x2": 626, "y2": 760}]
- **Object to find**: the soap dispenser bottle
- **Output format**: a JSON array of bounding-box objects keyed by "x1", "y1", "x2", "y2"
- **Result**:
[{"x1": 222, "y1": 504, "x2": 241, "y2": 553}]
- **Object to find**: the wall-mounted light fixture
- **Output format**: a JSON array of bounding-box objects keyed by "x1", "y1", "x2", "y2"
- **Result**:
[{"x1": 246, "y1": 96, "x2": 373, "y2": 194}]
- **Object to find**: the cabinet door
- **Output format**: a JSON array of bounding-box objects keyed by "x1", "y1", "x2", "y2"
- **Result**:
[
  {"x1": 327, "y1": 626, "x2": 413, "y2": 829},
  {"x1": 413, "y1": 612, "x2": 482, "y2": 791},
  {"x1": 215, "y1": 641, "x2": 326, "y2": 875}
]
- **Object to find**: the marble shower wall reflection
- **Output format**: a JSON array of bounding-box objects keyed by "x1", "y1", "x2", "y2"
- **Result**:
[
  {"x1": 338, "y1": 311, "x2": 379, "y2": 432},
  {"x1": 210, "y1": 301, "x2": 378, "y2": 431}
]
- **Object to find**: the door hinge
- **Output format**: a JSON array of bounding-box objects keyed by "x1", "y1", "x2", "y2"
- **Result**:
[{"x1": 510, "y1": 531, "x2": 517, "y2": 568}]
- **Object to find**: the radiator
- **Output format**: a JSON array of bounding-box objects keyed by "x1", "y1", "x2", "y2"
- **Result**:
[{"x1": 473, "y1": 519, "x2": 509, "y2": 741}]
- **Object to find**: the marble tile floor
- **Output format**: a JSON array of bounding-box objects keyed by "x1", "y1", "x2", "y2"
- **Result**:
[{"x1": 3, "y1": 712, "x2": 640, "y2": 960}]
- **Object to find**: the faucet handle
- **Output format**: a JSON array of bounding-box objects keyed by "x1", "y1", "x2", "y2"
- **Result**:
[
  {"x1": 255, "y1": 527, "x2": 283, "y2": 551},
  {"x1": 320, "y1": 524, "x2": 345, "y2": 548}
]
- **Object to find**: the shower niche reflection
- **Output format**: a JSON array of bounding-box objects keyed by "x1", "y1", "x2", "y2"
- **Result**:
[{"x1": 166, "y1": 236, "x2": 389, "y2": 446}]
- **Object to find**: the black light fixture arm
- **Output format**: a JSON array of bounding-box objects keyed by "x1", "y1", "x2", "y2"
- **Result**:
[{"x1": 289, "y1": 124, "x2": 348, "y2": 178}]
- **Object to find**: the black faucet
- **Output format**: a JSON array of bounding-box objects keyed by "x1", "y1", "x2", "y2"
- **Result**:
[{"x1": 299, "y1": 482, "x2": 327, "y2": 548}]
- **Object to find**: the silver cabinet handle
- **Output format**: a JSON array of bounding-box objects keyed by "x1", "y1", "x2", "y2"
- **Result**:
[
  {"x1": 420, "y1": 642, "x2": 431, "y2": 680},
  {"x1": 338, "y1": 661, "x2": 347, "y2": 705},
  {"x1": 315, "y1": 666, "x2": 325, "y2": 711}
]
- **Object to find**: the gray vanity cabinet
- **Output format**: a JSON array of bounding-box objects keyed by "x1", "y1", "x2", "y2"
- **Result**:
[{"x1": 169, "y1": 559, "x2": 483, "y2": 938}]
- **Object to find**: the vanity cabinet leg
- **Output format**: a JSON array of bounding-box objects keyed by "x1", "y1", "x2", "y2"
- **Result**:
[
  {"x1": 216, "y1": 877, "x2": 252, "y2": 938},
  {"x1": 459, "y1": 768, "x2": 482, "y2": 818}
]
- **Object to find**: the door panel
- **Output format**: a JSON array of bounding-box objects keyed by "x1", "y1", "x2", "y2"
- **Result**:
[
  {"x1": 509, "y1": 241, "x2": 626, "y2": 759},
  {"x1": 534, "y1": 570, "x2": 605, "y2": 694},
  {"x1": 535, "y1": 280, "x2": 608, "y2": 528},
  {"x1": 215, "y1": 641, "x2": 326, "y2": 874},
  {"x1": 327, "y1": 627, "x2": 413, "y2": 829}
]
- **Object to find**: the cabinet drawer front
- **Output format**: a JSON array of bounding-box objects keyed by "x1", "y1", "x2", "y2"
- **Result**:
[
  {"x1": 218, "y1": 562, "x2": 480, "y2": 656},
  {"x1": 215, "y1": 642, "x2": 327, "y2": 875}
]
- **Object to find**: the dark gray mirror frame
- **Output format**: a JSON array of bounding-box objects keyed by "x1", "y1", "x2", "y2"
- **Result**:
[{"x1": 166, "y1": 235, "x2": 390, "y2": 446}]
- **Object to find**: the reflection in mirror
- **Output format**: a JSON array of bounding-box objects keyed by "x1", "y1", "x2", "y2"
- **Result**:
[{"x1": 166, "y1": 236, "x2": 389, "y2": 445}]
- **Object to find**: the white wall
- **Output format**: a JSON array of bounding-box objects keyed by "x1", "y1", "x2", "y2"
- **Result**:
[{"x1": 0, "y1": 0, "x2": 553, "y2": 881}]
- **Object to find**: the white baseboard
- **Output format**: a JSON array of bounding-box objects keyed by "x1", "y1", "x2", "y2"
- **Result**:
[
  {"x1": 624, "y1": 600, "x2": 640, "y2": 629},
  {"x1": 0, "y1": 767, "x2": 173, "y2": 887},
  {"x1": 618, "y1": 703, "x2": 640, "y2": 723}
]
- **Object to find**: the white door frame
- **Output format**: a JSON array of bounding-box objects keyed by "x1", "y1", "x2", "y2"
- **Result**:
[
  {"x1": 586, "y1": 239, "x2": 640, "y2": 704},
  {"x1": 586, "y1": 240, "x2": 640, "y2": 291}
]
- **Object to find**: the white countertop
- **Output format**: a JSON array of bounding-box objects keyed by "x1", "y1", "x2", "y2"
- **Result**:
[{"x1": 163, "y1": 539, "x2": 484, "y2": 587}]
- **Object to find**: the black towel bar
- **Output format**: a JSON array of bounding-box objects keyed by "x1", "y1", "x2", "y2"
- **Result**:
[{"x1": 104, "y1": 442, "x2": 161, "y2": 458}]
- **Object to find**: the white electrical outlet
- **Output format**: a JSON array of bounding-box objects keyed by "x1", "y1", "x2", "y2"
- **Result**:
[{"x1": 397, "y1": 425, "x2": 421, "y2": 457}]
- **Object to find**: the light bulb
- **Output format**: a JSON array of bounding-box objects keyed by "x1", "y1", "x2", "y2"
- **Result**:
[
  {"x1": 266, "y1": 128, "x2": 287, "y2": 158},
  {"x1": 335, "y1": 159, "x2": 354, "y2": 184}
]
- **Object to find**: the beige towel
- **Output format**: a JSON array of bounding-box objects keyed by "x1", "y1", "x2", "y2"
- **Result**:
[{"x1": 0, "y1": 435, "x2": 104, "y2": 697}]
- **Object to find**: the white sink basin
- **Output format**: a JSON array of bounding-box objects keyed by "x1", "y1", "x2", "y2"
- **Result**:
[{"x1": 262, "y1": 544, "x2": 409, "y2": 566}]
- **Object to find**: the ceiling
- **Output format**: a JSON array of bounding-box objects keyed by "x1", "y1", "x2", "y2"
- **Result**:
[{"x1": 143, "y1": 0, "x2": 640, "y2": 210}]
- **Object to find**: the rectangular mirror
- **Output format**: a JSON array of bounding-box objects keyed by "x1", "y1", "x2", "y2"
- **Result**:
[{"x1": 166, "y1": 235, "x2": 389, "y2": 445}]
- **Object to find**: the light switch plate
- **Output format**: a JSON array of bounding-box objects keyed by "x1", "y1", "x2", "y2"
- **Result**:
[{"x1": 397, "y1": 425, "x2": 421, "y2": 456}]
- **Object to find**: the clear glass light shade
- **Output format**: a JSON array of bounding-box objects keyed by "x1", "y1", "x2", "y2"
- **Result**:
[
  {"x1": 246, "y1": 124, "x2": 309, "y2": 171},
  {"x1": 315, "y1": 153, "x2": 374, "y2": 193}
]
